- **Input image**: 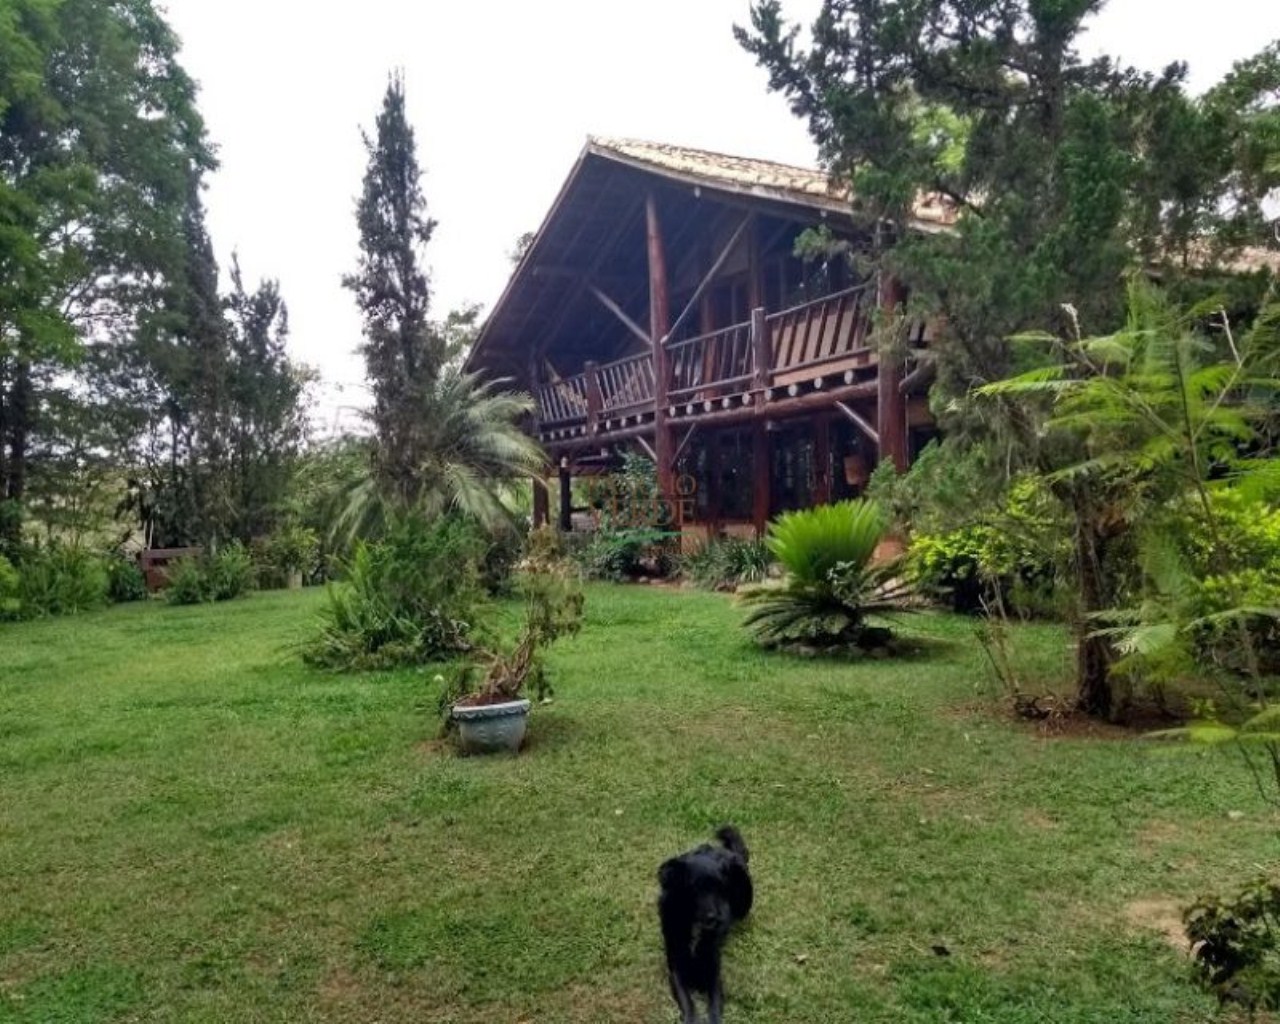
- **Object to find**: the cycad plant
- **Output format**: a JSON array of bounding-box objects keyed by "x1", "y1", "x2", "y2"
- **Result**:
[
  {"x1": 740, "y1": 500, "x2": 912, "y2": 651},
  {"x1": 330, "y1": 367, "x2": 546, "y2": 550}
]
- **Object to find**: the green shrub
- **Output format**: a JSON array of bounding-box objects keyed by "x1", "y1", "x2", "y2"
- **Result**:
[
  {"x1": 17, "y1": 544, "x2": 109, "y2": 617},
  {"x1": 304, "y1": 515, "x2": 484, "y2": 670},
  {"x1": 478, "y1": 522, "x2": 525, "y2": 596},
  {"x1": 740, "y1": 500, "x2": 912, "y2": 652},
  {"x1": 165, "y1": 544, "x2": 255, "y2": 606},
  {"x1": 165, "y1": 558, "x2": 210, "y2": 606},
  {"x1": 1185, "y1": 877, "x2": 1280, "y2": 1011},
  {"x1": 572, "y1": 528, "x2": 675, "y2": 581},
  {"x1": 105, "y1": 554, "x2": 148, "y2": 604},
  {"x1": 208, "y1": 542, "x2": 255, "y2": 601},
  {"x1": 0, "y1": 554, "x2": 21, "y2": 620},
  {"x1": 907, "y1": 478, "x2": 1065, "y2": 616},
  {"x1": 681, "y1": 537, "x2": 771, "y2": 591},
  {"x1": 264, "y1": 523, "x2": 320, "y2": 586}
]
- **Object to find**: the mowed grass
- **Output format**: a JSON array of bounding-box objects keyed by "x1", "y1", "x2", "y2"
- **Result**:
[{"x1": 0, "y1": 586, "x2": 1275, "y2": 1023}]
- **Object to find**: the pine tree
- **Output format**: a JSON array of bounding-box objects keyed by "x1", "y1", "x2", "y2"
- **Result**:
[{"x1": 343, "y1": 72, "x2": 442, "y2": 504}]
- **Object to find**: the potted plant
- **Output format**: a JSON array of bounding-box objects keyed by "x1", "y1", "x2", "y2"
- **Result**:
[
  {"x1": 445, "y1": 562, "x2": 584, "y2": 754},
  {"x1": 268, "y1": 524, "x2": 319, "y2": 589}
]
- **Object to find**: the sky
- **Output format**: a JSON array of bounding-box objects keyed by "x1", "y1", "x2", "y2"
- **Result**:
[{"x1": 161, "y1": 0, "x2": 1280, "y2": 435}]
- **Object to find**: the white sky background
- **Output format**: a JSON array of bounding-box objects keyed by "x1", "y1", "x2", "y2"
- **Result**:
[{"x1": 161, "y1": 0, "x2": 1280, "y2": 435}]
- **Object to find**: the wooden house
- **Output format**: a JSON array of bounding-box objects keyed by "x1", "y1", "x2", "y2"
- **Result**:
[{"x1": 466, "y1": 138, "x2": 951, "y2": 542}]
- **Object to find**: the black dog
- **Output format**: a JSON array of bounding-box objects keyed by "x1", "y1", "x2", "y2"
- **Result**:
[{"x1": 658, "y1": 826, "x2": 753, "y2": 1024}]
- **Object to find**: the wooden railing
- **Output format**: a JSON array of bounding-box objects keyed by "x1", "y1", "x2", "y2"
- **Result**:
[
  {"x1": 667, "y1": 321, "x2": 754, "y2": 404},
  {"x1": 533, "y1": 286, "x2": 876, "y2": 437},
  {"x1": 597, "y1": 352, "x2": 655, "y2": 414},
  {"x1": 767, "y1": 285, "x2": 872, "y2": 385},
  {"x1": 535, "y1": 374, "x2": 589, "y2": 425}
]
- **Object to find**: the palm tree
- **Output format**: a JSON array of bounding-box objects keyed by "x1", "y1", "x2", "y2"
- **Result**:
[{"x1": 331, "y1": 368, "x2": 545, "y2": 548}]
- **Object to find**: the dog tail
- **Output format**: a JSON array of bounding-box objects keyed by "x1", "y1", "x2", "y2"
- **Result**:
[{"x1": 716, "y1": 825, "x2": 749, "y2": 864}]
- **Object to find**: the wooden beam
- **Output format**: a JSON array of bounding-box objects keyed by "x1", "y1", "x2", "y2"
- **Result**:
[
  {"x1": 666, "y1": 213, "x2": 752, "y2": 342},
  {"x1": 584, "y1": 360, "x2": 602, "y2": 437},
  {"x1": 814, "y1": 416, "x2": 832, "y2": 506},
  {"x1": 647, "y1": 193, "x2": 675, "y2": 499},
  {"x1": 752, "y1": 419, "x2": 770, "y2": 537},
  {"x1": 673, "y1": 424, "x2": 699, "y2": 464},
  {"x1": 634, "y1": 436, "x2": 657, "y2": 461},
  {"x1": 751, "y1": 307, "x2": 771, "y2": 391},
  {"x1": 834, "y1": 400, "x2": 880, "y2": 445},
  {"x1": 589, "y1": 285, "x2": 652, "y2": 348},
  {"x1": 558, "y1": 462, "x2": 573, "y2": 532}
]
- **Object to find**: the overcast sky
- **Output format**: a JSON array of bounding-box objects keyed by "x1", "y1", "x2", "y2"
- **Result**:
[{"x1": 161, "y1": 0, "x2": 1280, "y2": 434}]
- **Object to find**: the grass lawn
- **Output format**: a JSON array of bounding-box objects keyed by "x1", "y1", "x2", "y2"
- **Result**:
[{"x1": 1, "y1": 584, "x2": 1275, "y2": 1022}]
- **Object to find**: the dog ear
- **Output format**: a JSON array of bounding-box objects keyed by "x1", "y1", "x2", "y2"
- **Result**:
[{"x1": 658, "y1": 857, "x2": 687, "y2": 891}]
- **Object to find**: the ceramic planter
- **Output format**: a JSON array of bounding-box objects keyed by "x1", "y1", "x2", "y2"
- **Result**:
[{"x1": 451, "y1": 699, "x2": 531, "y2": 755}]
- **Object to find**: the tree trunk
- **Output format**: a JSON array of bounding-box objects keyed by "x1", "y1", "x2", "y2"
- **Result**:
[{"x1": 1073, "y1": 511, "x2": 1114, "y2": 719}]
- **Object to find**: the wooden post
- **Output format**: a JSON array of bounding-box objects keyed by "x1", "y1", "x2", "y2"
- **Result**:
[
  {"x1": 532, "y1": 476, "x2": 550, "y2": 528},
  {"x1": 751, "y1": 307, "x2": 770, "y2": 392},
  {"x1": 558, "y1": 461, "x2": 572, "y2": 532},
  {"x1": 647, "y1": 193, "x2": 674, "y2": 498},
  {"x1": 814, "y1": 416, "x2": 832, "y2": 506},
  {"x1": 876, "y1": 275, "x2": 909, "y2": 472},
  {"x1": 706, "y1": 429, "x2": 722, "y2": 535},
  {"x1": 746, "y1": 214, "x2": 764, "y2": 313},
  {"x1": 752, "y1": 420, "x2": 771, "y2": 538},
  {"x1": 584, "y1": 360, "x2": 602, "y2": 437}
]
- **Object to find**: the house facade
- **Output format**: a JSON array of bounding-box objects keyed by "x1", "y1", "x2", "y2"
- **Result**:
[{"x1": 466, "y1": 138, "x2": 950, "y2": 542}]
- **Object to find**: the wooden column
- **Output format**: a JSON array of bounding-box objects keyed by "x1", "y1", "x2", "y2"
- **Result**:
[
  {"x1": 746, "y1": 214, "x2": 764, "y2": 313},
  {"x1": 814, "y1": 416, "x2": 832, "y2": 506},
  {"x1": 751, "y1": 307, "x2": 770, "y2": 392},
  {"x1": 706, "y1": 430, "x2": 722, "y2": 535},
  {"x1": 584, "y1": 360, "x2": 602, "y2": 438},
  {"x1": 532, "y1": 476, "x2": 549, "y2": 528},
  {"x1": 752, "y1": 420, "x2": 771, "y2": 538},
  {"x1": 558, "y1": 462, "x2": 572, "y2": 532},
  {"x1": 647, "y1": 193, "x2": 674, "y2": 498},
  {"x1": 876, "y1": 275, "x2": 909, "y2": 472}
]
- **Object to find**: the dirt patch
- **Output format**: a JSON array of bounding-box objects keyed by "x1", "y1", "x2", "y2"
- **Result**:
[
  {"x1": 1021, "y1": 808, "x2": 1059, "y2": 831},
  {"x1": 947, "y1": 698, "x2": 1187, "y2": 742},
  {"x1": 1123, "y1": 898, "x2": 1190, "y2": 953}
]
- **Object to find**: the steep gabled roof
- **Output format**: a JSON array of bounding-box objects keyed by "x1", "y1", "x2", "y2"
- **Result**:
[{"x1": 585, "y1": 136, "x2": 956, "y2": 228}]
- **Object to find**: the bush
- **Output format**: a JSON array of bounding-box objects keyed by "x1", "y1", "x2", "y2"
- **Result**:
[
  {"x1": 165, "y1": 558, "x2": 209, "y2": 606},
  {"x1": 573, "y1": 528, "x2": 676, "y2": 581},
  {"x1": 740, "y1": 500, "x2": 912, "y2": 653},
  {"x1": 164, "y1": 543, "x2": 255, "y2": 606},
  {"x1": 17, "y1": 544, "x2": 109, "y2": 618},
  {"x1": 907, "y1": 477, "x2": 1065, "y2": 616},
  {"x1": 1186, "y1": 877, "x2": 1280, "y2": 1011},
  {"x1": 105, "y1": 553, "x2": 148, "y2": 604},
  {"x1": 304, "y1": 515, "x2": 484, "y2": 670},
  {"x1": 263, "y1": 523, "x2": 321, "y2": 586},
  {"x1": 478, "y1": 522, "x2": 526, "y2": 596},
  {"x1": 680, "y1": 537, "x2": 771, "y2": 591},
  {"x1": 0, "y1": 554, "x2": 21, "y2": 620}
]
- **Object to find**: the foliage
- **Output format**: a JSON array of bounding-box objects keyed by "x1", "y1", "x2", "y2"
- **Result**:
[
  {"x1": 0, "y1": 554, "x2": 20, "y2": 620},
  {"x1": 908, "y1": 477, "x2": 1066, "y2": 616},
  {"x1": 739, "y1": 2, "x2": 1280, "y2": 713},
  {"x1": 982, "y1": 282, "x2": 1280, "y2": 716},
  {"x1": 1184, "y1": 877, "x2": 1280, "y2": 1011},
  {"x1": 1, "y1": 0, "x2": 214, "y2": 551},
  {"x1": 164, "y1": 558, "x2": 209, "y2": 607},
  {"x1": 477, "y1": 522, "x2": 526, "y2": 597},
  {"x1": 265, "y1": 523, "x2": 320, "y2": 578},
  {"x1": 304, "y1": 515, "x2": 483, "y2": 671},
  {"x1": 447, "y1": 564, "x2": 585, "y2": 712},
  {"x1": 105, "y1": 554, "x2": 147, "y2": 604},
  {"x1": 164, "y1": 543, "x2": 254, "y2": 606},
  {"x1": 15, "y1": 543, "x2": 109, "y2": 618},
  {"x1": 680, "y1": 537, "x2": 772, "y2": 592},
  {"x1": 330, "y1": 368, "x2": 544, "y2": 545},
  {"x1": 573, "y1": 528, "x2": 675, "y2": 582},
  {"x1": 740, "y1": 500, "x2": 912, "y2": 651},
  {"x1": 343, "y1": 72, "x2": 443, "y2": 505}
]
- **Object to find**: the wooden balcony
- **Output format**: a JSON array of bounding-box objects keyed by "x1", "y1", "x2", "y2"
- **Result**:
[{"x1": 533, "y1": 285, "x2": 876, "y2": 446}]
